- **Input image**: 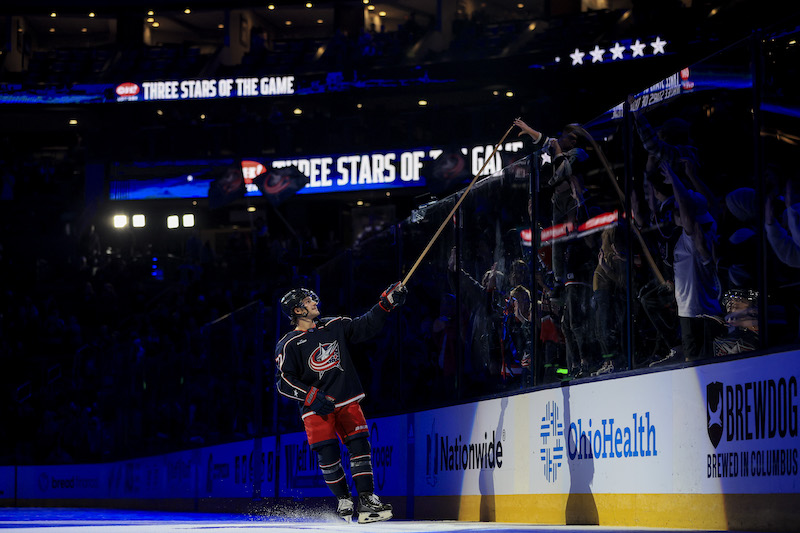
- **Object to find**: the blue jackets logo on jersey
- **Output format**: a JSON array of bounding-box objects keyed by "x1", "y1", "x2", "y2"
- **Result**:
[{"x1": 308, "y1": 341, "x2": 343, "y2": 378}]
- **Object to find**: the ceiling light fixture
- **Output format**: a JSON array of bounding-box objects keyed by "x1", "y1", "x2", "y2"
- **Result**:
[
  {"x1": 184, "y1": 8, "x2": 191, "y2": 14},
  {"x1": 379, "y1": 11, "x2": 387, "y2": 16},
  {"x1": 267, "y1": 4, "x2": 275, "y2": 10},
  {"x1": 50, "y1": 12, "x2": 57, "y2": 17},
  {"x1": 152, "y1": 21, "x2": 160, "y2": 27},
  {"x1": 147, "y1": 10, "x2": 155, "y2": 16},
  {"x1": 88, "y1": 12, "x2": 96, "y2": 18}
]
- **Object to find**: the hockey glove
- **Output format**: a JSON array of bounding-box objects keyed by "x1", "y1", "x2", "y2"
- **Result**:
[
  {"x1": 304, "y1": 386, "x2": 336, "y2": 415},
  {"x1": 379, "y1": 282, "x2": 407, "y2": 312}
]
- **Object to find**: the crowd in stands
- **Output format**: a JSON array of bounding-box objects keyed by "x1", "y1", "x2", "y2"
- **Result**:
[{"x1": 0, "y1": 149, "x2": 319, "y2": 464}]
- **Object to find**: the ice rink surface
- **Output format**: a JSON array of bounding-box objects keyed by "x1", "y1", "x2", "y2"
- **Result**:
[{"x1": 0, "y1": 508, "x2": 755, "y2": 533}]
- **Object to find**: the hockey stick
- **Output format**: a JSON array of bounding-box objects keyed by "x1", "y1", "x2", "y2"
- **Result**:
[
  {"x1": 571, "y1": 124, "x2": 665, "y2": 285},
  {"x1": 401, "y1": 120, "x2": 519, "y2": 286}
]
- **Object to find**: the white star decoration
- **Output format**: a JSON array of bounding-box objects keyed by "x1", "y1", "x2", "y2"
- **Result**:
[
  {"x1": 589, "y1": 45, "x2": 606, "y2": 63},
  {"x1": 650, "y1": 36, "x2": 666, "y2": 55},
  {"x1": 569, "y1": 48, "x2": 585, "y2": 65},
  {"x1": 610, "y1": 42, "x2": 625, "y2": 60},
  {"x1": 563, "y1": 37, "x2": 668, "y2": 66},
  {"x1": 541, "y1": 152, "x2": 552, "y2": 165},
  {"x1": 630, "y1": 39, "x2": 646, "y2": 57}
]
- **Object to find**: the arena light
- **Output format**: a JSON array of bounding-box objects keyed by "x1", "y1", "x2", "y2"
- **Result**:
[
  {"x1": 152, "y1": 21, "x2": 160, "y2": 28},
  {"x1": 113, "y1": 215, "x2": 128, "y2": 228},
  {"x1": 267, "y1": 4, "x2": 275, "y2": 10},
  {"x1": 68, "y1": 119, "x2": 78, "y2": 125},
  {"x1": 418, "y1": 99, "x2": 428, "y2": 106},
  {"x1": 293, "y1": 108, "x2": 303, "y2": 115},
  {"x1": 88, "y1": 12, "x2": 96, "y2": 17},
  {"x1": 50, "y1": 12, "x2": 57, "y2": 17},
  {"x1": 132, "y1": 214, "x2": 146, "y2": 228},
  {"x1": 147, "y1": 10, "x2": 154, "y2": 16},
  {"x1": 184, "y1": 8, "x2": 191, "y2": 14},
  {"x1": 146, "y1": 17, "x2": 154, "y2": 22},
  {"x1": 247, "y1": 206, "x2": 256, "y2": 212},
  {"x1": 167, "y1": 215, "x2": 179, "y2": 229},
  {"x1": 378, "y1": 11, "x2": 386, "y2": 16},
  {"x1": 367, "y1": 5, "x2": 375, "y2": 10},
  {"x1": 182, "y1": 214, "x2": 195, "y2": 227},
  {"x1": 81, "y1": 28, "x2": 88, "y2": 33}
]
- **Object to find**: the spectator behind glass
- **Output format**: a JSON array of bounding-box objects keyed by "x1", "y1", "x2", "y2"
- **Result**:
[
  {"x1": 514, "y1": 118, "x2": 589, "y2": 286},
  {"x1": 660, "y1": 160, "x2": 724, "y2": 361}
]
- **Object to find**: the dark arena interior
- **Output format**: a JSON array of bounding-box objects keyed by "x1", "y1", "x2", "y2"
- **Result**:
[{"x1": 1, "y1": 1, "x2": 799, "y2": 532}]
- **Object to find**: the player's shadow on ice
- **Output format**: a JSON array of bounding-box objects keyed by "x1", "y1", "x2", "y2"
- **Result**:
[{"x1": 563, "y1": 385, "x2": 598, "y2": 525}]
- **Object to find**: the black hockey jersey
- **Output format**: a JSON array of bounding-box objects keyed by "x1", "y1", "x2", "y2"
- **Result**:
[{"x1": 275, "y1": 303, "x2": 388, "y2": 415}]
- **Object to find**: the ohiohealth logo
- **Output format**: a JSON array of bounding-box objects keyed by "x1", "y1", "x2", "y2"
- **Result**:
[{"x1": 540, "y1": 400, "x2": 564, "y2": 482}]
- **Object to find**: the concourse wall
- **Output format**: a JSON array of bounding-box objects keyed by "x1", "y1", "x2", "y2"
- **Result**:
[{"x1": 2, "y1": 349, "x2": 798, "y2": 531}]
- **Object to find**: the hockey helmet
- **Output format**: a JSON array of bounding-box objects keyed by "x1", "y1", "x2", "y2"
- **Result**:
[{"x1": 280, "y1": 288, "x2": 319, "y2": 320}]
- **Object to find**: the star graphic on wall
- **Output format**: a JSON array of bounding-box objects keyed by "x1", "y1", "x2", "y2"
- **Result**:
[
  {"x1": 589, "y1": 45, "x2": 606, "y2": 63},
  {"x1": 609, "y1": 42, "x2": 626, "y2": 60},
  {"x1": 650, "y1": 36, "x2": 667, "y2": 55},
  {"x1": 569, "y1": 48, "x2": 585, "y2": 65},
  {"x1": 630, "y1": 39, "x2": 646, "y2": 57}
]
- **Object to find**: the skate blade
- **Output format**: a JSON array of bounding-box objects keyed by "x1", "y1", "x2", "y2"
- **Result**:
[
  {"x1": 339, "y1": 514, "x2": 353, "y2": 524},
  {"x1": 357, "y1": 510, "x2": 392, "y2": 524}
]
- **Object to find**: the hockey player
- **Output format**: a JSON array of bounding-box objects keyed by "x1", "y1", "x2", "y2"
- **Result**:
[{"x1": 275, "y1": 282, "x2": 407, "y2": 523}]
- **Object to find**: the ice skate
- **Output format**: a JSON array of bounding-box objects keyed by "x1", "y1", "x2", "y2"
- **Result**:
[
  {"x1": 357, "y1": 493, "x2": 393, "y2": 524},
  {"x1": 337, "y1": 495, "x2": 355, "y2": 523}
]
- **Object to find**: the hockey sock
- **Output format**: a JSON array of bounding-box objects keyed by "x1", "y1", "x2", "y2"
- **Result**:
[
  {"x1": 346, "y1": 437, "x2": 374, "y2": 494},
  {"x1": 316, "y1": 442, "x2": 349, "y2": 498}
]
